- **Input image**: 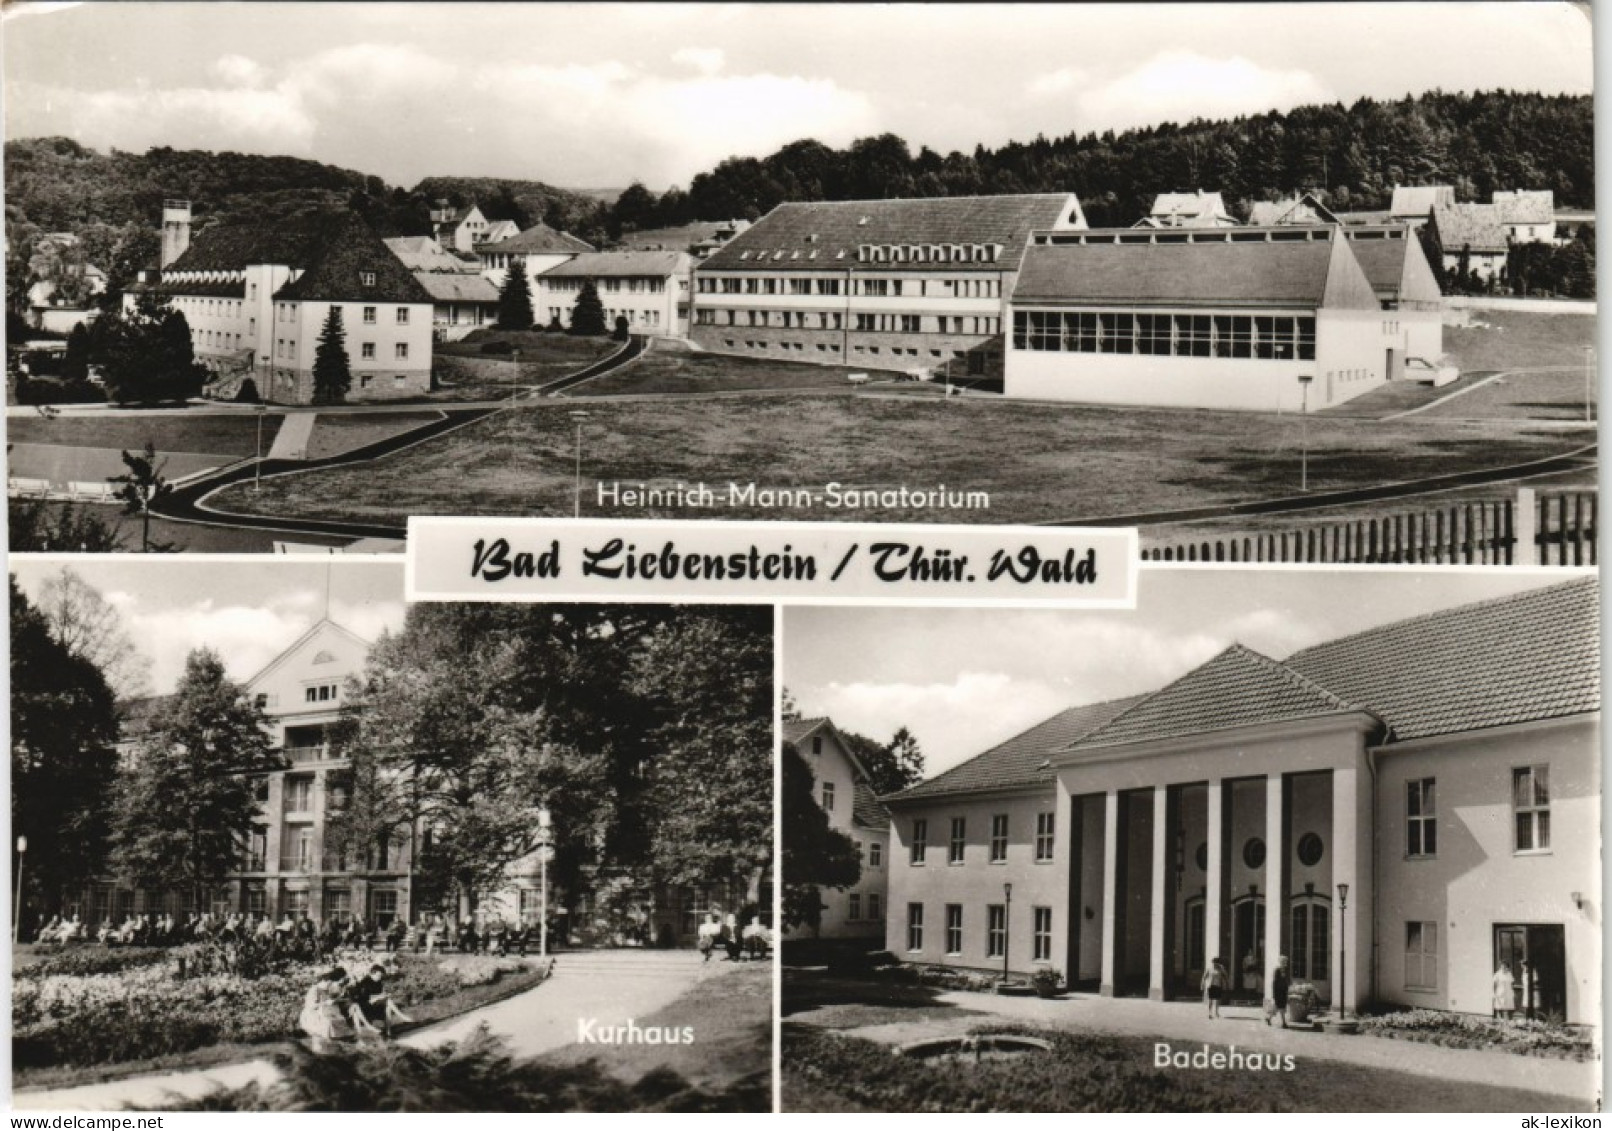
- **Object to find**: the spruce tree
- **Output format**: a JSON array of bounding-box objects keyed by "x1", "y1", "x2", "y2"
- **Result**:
[
  {"x1": 568, "y1": 280, "x2": 607, "y2": 337},
  {"x1": 61, "y1": 323, "x2": 91, "y2": 383},
  {"x1": 496, "y1": 262, "x2": 533, "y2": 330},
  {"x1": 312, "y1": 305, "x2": 352, "y2": 405}
]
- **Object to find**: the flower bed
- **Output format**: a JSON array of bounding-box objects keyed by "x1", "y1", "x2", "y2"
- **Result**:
[
  {"x1": 17, "y1": 947, "x2": 175, "y2": 979},
  {"x1": 1355, "y1": 1009, "x2": 1597, "y2": 1061},
  {"x1": 14, "y1": 952, "x2": 538, "y2": 1070}
]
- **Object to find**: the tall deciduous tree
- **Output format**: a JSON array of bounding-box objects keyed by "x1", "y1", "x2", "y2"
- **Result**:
[
  {"x1": 311, "y1": 305, "x2": 352, "y2": 405},
  {"x1": 781, "y1": 744, "x2": 861, "y2": 931},
  {"x1": 110, "y1": 648, "x2": 281, "y2": 909},
  {"x1": 495, "y1": 261, "x2": 534, "y2": 331},
  {"x1": 37, "y1": 566, "x2": 150, "y2": 701},
  {"x1": 568, "y1": 281, "x2": 607, "y2": 337},
  {"x1": 10, "y1": 577, "x2": 120, "y2": 925}
]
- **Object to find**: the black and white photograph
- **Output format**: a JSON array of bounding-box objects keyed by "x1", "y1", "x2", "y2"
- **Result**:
[
  {"x1": 2, "y1": 2, "x2": 1595, "y2": 560},
  {"x1": 780, "y1": 570, "x2": 1599, "y2": 1112},
  {"x1": 9, "y1": 559, "x2": 775, "y2": 1111}
]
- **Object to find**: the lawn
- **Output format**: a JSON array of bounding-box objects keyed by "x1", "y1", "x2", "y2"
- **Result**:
[
  {"x1": 6, "y1": 412, "x2": 284, "y2": 456},
  {"x1": 302, "y1": 411, "x2": 447, "y2": 460},
  {"x1": 204, "y1": 393, "x2": 1589, "y2": 527},
  {"x1": 1409, "y1": 367, "x2": 1594, "y2": 422},
  {"x1": 568, "y1": 345, "x2": 899, "y2": 397},
  {"x1": 538, "y1": 962, "x2": 772, "y2": 1091},
  {"x1": 1441, "y1": 305, "x2": 1596, "y2": 374},
  {"x1": 780, "y1": 1024, "x2": 1596, "y2": 1113},
  {"x1": 783, "y1": 968, "x2": 993, "y2": 1031},
  {"x1": 430, "y1": 332, "x2": 620, "y2": 400}
]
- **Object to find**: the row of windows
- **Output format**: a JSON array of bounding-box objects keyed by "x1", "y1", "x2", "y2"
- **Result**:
[
  {"x1": 845, "y1": 893, "x2": 883, "y2": 921},
  {"x1": 545, "y1": 277, "x2": 667, "y2": 294},
  {"x1": 698, "y1": 275, "x2": 1002, "y2": 298},
  {"x1": 717, "y1": 338, "x2": 962, "y2": 363},
  {"x1": 1013, "y1": 310, "x2": 1316, "y2": 361},
  {"x1": 178, "y1": 297, "x2": 244, "y2": 320},
  {"x1": 907, "y1": 903, "x2": 1054, "y2": 961},
  {"x1": 911, "y1": 813, "x2": 1055, "y2": 865},
  {"x1": 201, "y1": 331, "x2": 243, "y2": 351},
  {"x1": 1404, "y1": 766, "x2": 1550, "y2": 858},
  {"x1": 697, "y1": 308, "x2": 1000, "y2": 335}
]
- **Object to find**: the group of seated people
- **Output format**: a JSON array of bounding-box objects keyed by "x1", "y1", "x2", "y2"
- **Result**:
[
  {"x1": 299, "y1": 961, "x2": 414, "y2": 1047},
  {"x1": 695, "y1": 912, "x2": 773, "y2": 962}
]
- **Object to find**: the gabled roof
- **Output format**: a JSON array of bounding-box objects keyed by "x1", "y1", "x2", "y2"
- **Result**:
[
  {"x1": 1283, "y1": 577, "x2": 1598, "y2": 743},
  {"x1": 1014, "y1": 230, "x2": 1379, "y2": 310},
  {"x1": 1148, "y1": 191, "x2": 1235, "y2": 227},
  {"x1": 1390, "y1": 185, "x2": 1455, "y2": 217},
  {"x1": 851, "y1": 781, "x2": 889, "y2": 831},
  {"x1": 479, "y1": 223, "x2": 595, "y2": 256},
  {"x1": 384, "y1": 236, "x2": 478, "y2": 274},
  {"x1": 244, "y1": 618, "x2": 372, "y2": 691},
  {"x1": 783, "y1": 716, "x2": 890, "y2": 830},
  {"x1": 1065, "y1": 646, "x2": 1373, "y2": 754},
  {"x1": 166, "y1": 213, "x2": 434, "y2": 305},
  {"x1": 1492, "y1": 190, "x2": 1555, "y2": 226},
  {"x1": 1343, "y1": 229, "x2": 1443, "y2": 305},
  {"x1": 885, "y1": 697, "x2": 1144, "y2": 803},
  {"x1": 1432, "y1": 203, "x2": 1509, "y2": 254},
  {"x1": 701, "y1": 194, "x2": 1081, "y2": 274},
  {"x1": 543, "y1": 250, "x2": 690, "y2": 279},
  {"x1": 412, "y1": 272, "x2": 499, "y2": 302},
  {"x1": 1247, "y1": 193, "x2": 1339, "y2": 227}
]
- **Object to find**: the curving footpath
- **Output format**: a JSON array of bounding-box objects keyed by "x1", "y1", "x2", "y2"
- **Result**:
[{"x1": 147, "y1": 337, "x2": 644, "y2": 543}]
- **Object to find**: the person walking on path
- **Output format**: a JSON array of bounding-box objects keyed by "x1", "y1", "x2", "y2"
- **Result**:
[
  {"x1": 1266, "y1": 956, "x2": 1291, "y2": 1028},
  {"x1": 1202, "y1": 956, "x2": 1228, "y2": 1019}
]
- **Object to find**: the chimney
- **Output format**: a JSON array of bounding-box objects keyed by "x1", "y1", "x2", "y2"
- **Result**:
[{"x1": 161, "y1": 199, "x2": 191, "y2": 269}]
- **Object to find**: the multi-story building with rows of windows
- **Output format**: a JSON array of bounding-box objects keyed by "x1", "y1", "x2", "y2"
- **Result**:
[
  {"x1": 689, "y1": 195, "x2": 1086, "y2": 376},
  {"x1": 882, "y1": 578, "x2": 1598, "y2": 1024},
  {"x1": 135, "y1": 202, "x2": 436, "y2": 404},
  {"x1": 537, "y1": 250, "x2": 693, "y2": 337},
  {"x1": 783, "y1": 717, "x2": 889, "y2": 941}
]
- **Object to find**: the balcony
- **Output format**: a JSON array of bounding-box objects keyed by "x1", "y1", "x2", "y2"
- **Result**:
[
  {"x1": 279, "y1": 855, "x2": 318, "y2": 873},
  {"x1": 242, "y1": 853, "x2": 267, "y2": 872},
  {"x1": 284, "y1": 744, "x2": 334, "y2": 764}
]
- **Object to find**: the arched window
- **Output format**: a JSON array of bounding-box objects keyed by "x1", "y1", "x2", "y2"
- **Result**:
[{"x1": 1290, "y1": 895, "x2": 1331, "y2": 981}]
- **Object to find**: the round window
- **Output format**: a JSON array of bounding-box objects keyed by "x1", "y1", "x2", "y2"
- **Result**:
[
  {"x1": 1242, "y1": 837, "x2": 1266, "y2": 870},
  {"x1": 1194, "y1": 842, "x2": 1208, "y2": 872},
  {"x1": 1297, "y1": 832, "x2": 1325, "y2": 867}
]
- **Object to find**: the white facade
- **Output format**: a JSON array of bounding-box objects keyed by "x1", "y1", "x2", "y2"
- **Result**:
[{"x1": 787, "y1": 719, "x2": 889, "y2": 941}]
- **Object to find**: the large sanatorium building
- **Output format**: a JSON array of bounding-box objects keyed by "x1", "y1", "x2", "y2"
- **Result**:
[{"x1": 882, "y1": 578, "x2": 1599, "y2": 1023}]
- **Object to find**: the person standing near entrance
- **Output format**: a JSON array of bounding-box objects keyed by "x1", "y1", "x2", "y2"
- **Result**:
[
  {"x1": 1492, "y1": 961, "x2": 1516, "y2": 1019},
  {"x1": 1266, "y1": 955, "x2": 1291, "y2": 1028},
  {"x1": 1202, "y1": 956, "x2": 1228, "y2": 1019}
]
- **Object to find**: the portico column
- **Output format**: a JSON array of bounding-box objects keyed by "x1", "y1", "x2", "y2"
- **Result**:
[
  {"x1": 1265, "y1": 773, "x2": 1284, "y2": 992},
  {"x1": 1205, "y1": 778, "x2": 1223, "y2": 973},
  {"x1": 1099, "y1": 789, "x2": 1119, "y2": 997},
  {"x1": 1149, "y1": 785, "x2": 1169, "y2": 1000}
]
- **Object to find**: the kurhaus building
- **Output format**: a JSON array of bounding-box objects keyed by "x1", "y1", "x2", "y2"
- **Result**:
[
  {"x1": 883, "y1": 579, "x2": 1599, "y2": 1024},
  {"x1": 141, "y1": 202, "x2": 436, "y2": 404},
  {"x1": 783, "y1": 717, "x2": 889, "y2": 941},
  {"x1": 1003, "y1": 223, "x2": 1444, "y2": 412},
  {"x1": 690, "y1": 194, "x2": 1086, "y2": 375}
]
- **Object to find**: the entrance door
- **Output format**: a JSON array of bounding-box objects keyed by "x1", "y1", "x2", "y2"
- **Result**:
[
  {"x1": 1231, "y1": 896, "x2": 1266, "y2": 996},
  {"x1": 1496, "y1": 924, "x2": 1567, "y2": 1019}
]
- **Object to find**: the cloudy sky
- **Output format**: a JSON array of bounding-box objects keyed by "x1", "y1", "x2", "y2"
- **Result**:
[
  {"x1": 11, "y1": 559, "x2": 406, "y2": 696},
  {"x1": 785, "y1": 569, "x2": 1576, "y2": 777},
  {"x1": 3, "y1": 2, "x2": 1593, "y2": 190}
]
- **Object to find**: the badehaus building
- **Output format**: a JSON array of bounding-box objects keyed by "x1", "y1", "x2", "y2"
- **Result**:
[{"x1": 882, "y1": 578, "x2": 1598, "y2": 1023}]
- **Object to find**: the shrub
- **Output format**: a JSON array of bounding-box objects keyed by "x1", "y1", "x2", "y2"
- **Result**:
[
  {"x1": 479, "y1": 340, "x2": 515, "y2": 355},
  {"x1": 148, "y1": 1025, "x2": 769, "y2": 1111},
  {"x1": 18, "y1": 946, "x2": 174, "y2": 979},
  {"x1": 1356, "y1": 1008, "x2": 1596, "y2": 1061}
]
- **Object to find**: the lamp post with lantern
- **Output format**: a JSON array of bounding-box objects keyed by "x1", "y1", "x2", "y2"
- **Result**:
[
  {"x1": 537, "y1": 806, "x2": 553, "y2": 959},
  {"x1": 1298, "y1": 373, "x2": 1314, "y2": 493},
  {"x1": 1002, "y1": 882, "x2": 1013, "y2": 984},
  {"x1": 1337, "y1": 882, "x2": 1350, "y2": 1020},
  {"x1": 13, "y1": 835, "x2": 28, "y2": 945}
]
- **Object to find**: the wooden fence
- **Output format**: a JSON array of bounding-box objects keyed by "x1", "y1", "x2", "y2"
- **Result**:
[{"x1": 1142, "y1": 488, "x2": 1595, "y2": 566}]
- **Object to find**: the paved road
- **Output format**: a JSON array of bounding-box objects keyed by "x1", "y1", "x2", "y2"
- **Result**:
[
  {"x1": 830, "y1": 991, "x2": 1598, "y2": 1106},
  {"x1": 13, "y1": 948, "x2": 720, "y2": 1111}
]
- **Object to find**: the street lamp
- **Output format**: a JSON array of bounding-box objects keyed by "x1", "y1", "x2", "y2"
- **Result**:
[
  {"x1": 1297, "y1": 374, "x2": 1314, "y2": 493},
  {"x1": 1585, "y1": 346, "x2": 1595, "y2": 425},
  {"x1": 13, "y1": 835, "x2": 27, "y2": 945},
  {"x1": 569, "y1": 411, "x2": 589, "y2": 519},
  {"x1": 1337, "y1": 882, "x2": 1350, "y2": 1021},
  {"x1": 537, "y1": 807, "x2": 553, "y2": 960},
  {"x1": 253, "y1": 403, "x2": 267, "y2": 492},
  {"x1": 1002, "y1": 882, "x2": 1013, "y2": 984}
]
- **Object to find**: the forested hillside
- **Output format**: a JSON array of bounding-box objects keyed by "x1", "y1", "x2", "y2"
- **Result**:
[{"x1": 610, "y1": 90, "x2": 1594, "y2": 229}]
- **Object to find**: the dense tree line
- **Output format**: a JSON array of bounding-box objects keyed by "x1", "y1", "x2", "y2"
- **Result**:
[{"x1": 607, "y1": 90, "x2": 1593, "y2": 230}]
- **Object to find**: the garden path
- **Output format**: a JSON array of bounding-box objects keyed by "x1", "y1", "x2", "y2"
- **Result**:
[
  {"x1": 15, "y1": 948, "x2": 723, "y2": 1110},
  {"x1": 834, "y1": 993, "x2": 1598, "y2": 1104}
]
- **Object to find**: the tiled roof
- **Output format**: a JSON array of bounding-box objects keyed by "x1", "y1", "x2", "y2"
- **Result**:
[
  {"x1": 852, "y1": 781, "x2": 890, "y2": 831},
  {"x1": 148, "y1": 279, "x2": 247, "y2": 299},
  {"x1": 1390, "y1": 185, "x2": 1455, "y2": 217},
  {"x1": 701, "y1": 194, "x2": 1080, "y2": 274},
  {"x1": 782, "y1": 716, "x2": 828, "y2": 746},
  {"x1": 1247, "y1": 193, "x2": 1339, "y2": 227},
  {"x1": 1283, "y1": 577, "x2": 1599, "y2": 743},
  {"x1": 1066, "y1": 646, "x2": 1370, "y2": 753},
  {"x1": 1432, "y1": 203, "x2": 1509, "y2": 254},
  {"x1": 1149, "y1": 191, "x2": 1234, "y2": 226},
  {"x1": 412, "y1": 272, "x2": 499, "y2": 302},
  {"x1": 1343, "y1": 231, "x2": 1442, "y2": 305},
  {"x1": 479, "y1": 223, "x2": 595, "y2": 256},
  {"x1": 885, "y1": 697, "x2": 1144, "y2": 803},
  {"x1": 166, "y1": 213, "x2": 433, "y2": 305},
  {"x1": 1013, "y1": 233, "x2": 1376, "y2": 309},
  {"x1": 1492, "y1": 190, "x2": 1555, "y2": 225},
  {"x1": 543, "y1": 250, "x2": 690, "y2": 278},
  {"x1": 384, "y1": 236, "x2": 478, "y2": 274}
]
